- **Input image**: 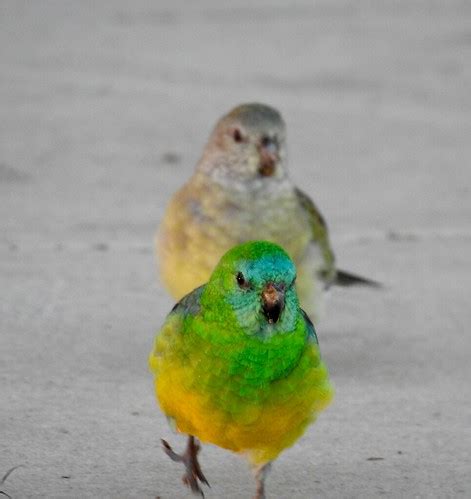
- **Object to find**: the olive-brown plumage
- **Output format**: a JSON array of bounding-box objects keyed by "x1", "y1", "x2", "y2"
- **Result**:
[{"x1": 157, "y1": 103, "x2": 378, "y2": 322}]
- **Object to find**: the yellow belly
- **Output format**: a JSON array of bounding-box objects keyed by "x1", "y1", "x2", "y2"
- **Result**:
[{"x1": 151, "y1": 317, "x2": 333, "y2": 465}]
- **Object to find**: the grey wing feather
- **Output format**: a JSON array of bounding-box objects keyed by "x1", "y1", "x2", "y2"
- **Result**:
[
  {"x1": 296, "y1": 187, "x2": 381, "y2": 289},
  {"x1": 169, "y1": 284, "x2": 205, "y2": 317},
  {"x1": 295, "y1": 187, "x2": 336, "y2": 286},
  {"x1": 301, "y1": 309, "x2": 319, "y2": 345}
]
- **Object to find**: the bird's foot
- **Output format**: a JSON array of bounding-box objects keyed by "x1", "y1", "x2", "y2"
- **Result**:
[
  {"x1": 161, "y1": 436, "x2": 209, "y2": 497},
  {"x1": 254, "y1": 488, "x2": 265, "y2": 499}
]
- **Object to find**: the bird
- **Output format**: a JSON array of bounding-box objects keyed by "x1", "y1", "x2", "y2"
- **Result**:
[
  {"x1": 149, "y1": 241, "x2": 333, "y2": 498},
  {"x1": 157, "y1": 102, "x2": 379, "y2": 323}
]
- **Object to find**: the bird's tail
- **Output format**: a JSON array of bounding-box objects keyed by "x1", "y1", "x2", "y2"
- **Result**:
[{"x1": 335, "y1": 269, "x2": 382, "y2": 288}]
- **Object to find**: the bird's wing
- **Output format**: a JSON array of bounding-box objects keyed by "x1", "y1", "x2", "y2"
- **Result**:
[
  {"x1": 295, "y1": 187, "x2": 336, "y2": 286},
  {"x1": 149, "y1": 284, "x2": 206, "y2": 375},
  {"x1": 301, "y1": 308, "x2": 319, "y2": 345},
  {"x1": 295, "y1": 188, "x2": 380, "y2": 289},
  {"x1": 169, "y1": 284, "x2": 205, "y2": 317}
]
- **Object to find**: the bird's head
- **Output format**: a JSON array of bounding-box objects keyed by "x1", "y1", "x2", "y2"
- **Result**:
[
  {"x1": 204, "y1": 241, "x2": 299, "y2": 337},
  {"x1": 197, "y1": 103, "x2": 288, "y2": 188}
]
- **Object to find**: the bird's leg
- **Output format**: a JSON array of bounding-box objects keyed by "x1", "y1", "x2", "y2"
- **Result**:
[
  {"x1": 253, "y1": 462, "x2": 272, "y2": 499},
  {"x1": 161, "y1": 435, "x2": 209, "y2": 496}
]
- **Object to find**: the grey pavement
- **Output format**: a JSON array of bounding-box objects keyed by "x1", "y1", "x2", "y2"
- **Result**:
[{"x1": 1, "y1": 1, "x2": 470, "y2": 497}]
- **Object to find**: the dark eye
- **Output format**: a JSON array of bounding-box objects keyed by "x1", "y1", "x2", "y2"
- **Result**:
[
  {"x1": 232, "y1": 128, "x2": 244, "y2": 143},
  {"x1": 236, "y1": 272, "x2": 247, "y2": 288},
  {"x1": 261, "y1": 135, "x2": 271, "y2": 147}
]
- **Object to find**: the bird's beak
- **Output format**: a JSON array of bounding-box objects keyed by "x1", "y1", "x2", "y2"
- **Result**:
[
  {"x1": 261, "y1": 282, "x2": 285, "y2": 324},
  {"x1": 258, "y1": 140, "x2": 279, "y2": 177}
]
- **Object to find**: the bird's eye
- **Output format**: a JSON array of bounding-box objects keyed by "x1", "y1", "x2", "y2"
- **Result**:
[
  {"x1": 232, "y1": 128, "x2": 244, "y2": 143},
  {"x1": 261, "y1": 135, "x2": 271, "y2": 147},
  {"x1": 236, "y1": 272, "x2": 248, "y2": 288}
]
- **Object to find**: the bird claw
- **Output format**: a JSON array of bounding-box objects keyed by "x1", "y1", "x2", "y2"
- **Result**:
[
  {"x1": 161, "y1": 436, "x2": 209, "y2": 496},
  {"x1": 161, "y1": 439, "x2": 183, "y2": 463}
]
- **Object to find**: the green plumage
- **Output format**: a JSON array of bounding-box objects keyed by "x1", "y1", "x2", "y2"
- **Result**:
[{"x1": 150, "y1": 241, "x2": 333, "y2": 480}]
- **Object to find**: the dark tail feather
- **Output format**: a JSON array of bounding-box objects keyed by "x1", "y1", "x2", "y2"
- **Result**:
[{"x1": 335, "y1": 269, "x2": 382, "y2": 288}]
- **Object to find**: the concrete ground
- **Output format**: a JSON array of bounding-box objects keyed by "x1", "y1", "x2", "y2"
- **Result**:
[{"x1": 1, "y1": 1, "x2": 470, "y2": 497}]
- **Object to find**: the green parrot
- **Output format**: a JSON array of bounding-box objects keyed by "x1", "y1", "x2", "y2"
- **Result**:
[
  {"x1": 157, "y1": 102, "x2": 379, "y2": 323},
  {"x1": 149, "y1": 241, "x2": 333, "y2": 498}
]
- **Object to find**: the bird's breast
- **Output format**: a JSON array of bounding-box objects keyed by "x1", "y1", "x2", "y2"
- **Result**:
[
  {"x1": 153, "y1": 320, "x2": 333, "y2": 465},
  {"x1": 158, "y1": 181, "x2": 311, "y2": 300}
]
